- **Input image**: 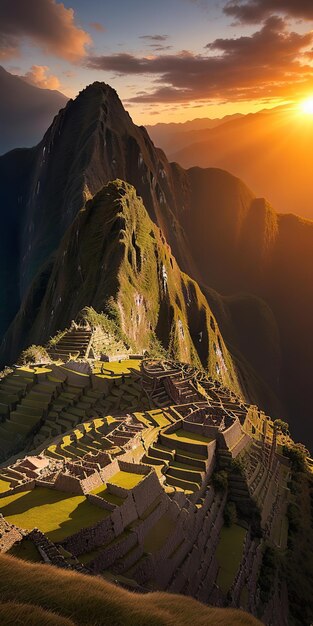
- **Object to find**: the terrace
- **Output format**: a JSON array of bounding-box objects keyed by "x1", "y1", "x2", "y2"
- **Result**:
[{"x1": 0, "y1": 487, "x2": 108, "y2": 542}]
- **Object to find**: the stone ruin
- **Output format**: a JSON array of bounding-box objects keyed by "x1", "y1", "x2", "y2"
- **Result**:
[{"x1": 0, "y1": 358, "x2": 291, "y2": 622}]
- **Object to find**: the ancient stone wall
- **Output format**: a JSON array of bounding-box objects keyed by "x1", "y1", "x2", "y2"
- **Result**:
[
  {"x1": 54, "y1": 472, "x2": 83, "y2": 494},
  {"x1": 0, "y1": 479, "x2": 36, "y2": 499},
  {"x1": 131, "y1": 471, "x2": 163, "y2": 517},
  {"x1": 219, "y1": 418, "x2": 243, "y2": 450}
]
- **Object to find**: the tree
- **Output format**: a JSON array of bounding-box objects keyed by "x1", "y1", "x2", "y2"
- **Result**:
[{"x1": 273, "y1": 419, "x2": 289, "y2": 435}]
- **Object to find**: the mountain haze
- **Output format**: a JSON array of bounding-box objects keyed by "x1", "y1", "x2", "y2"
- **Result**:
[
  {"x1": 166, "y1": 106, "x2": 313, "y2": 219},
  {"x1": 0, "y1": 66, "x2": 67, "y2": 155},
  {"x1": 146, "y1": 113, "x2": 243, "y2": 154},
  {"x1": 0, "y1": 82, "x2": 312, "y2": 448}
]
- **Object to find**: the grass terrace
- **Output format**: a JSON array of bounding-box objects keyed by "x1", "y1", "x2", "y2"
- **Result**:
[
  {"x1": 93, "y1": 360, "x2": 141, "y2": 378},
  {"x1": 0, "y1": 478, "x2": 11, "y2": 494},
  {"x1": 147, "y1": 409, "x2": 172, "y2": 428},
  {"x1": 18, "y1": 366, "x2": 53, "y2": 375},
  {"x1": 0, "y1": 487, "x2": 108, "y2": 542},
  {"x1": 164, "y1": 428, "x2": 212, "y2": 445},
  {"x1": 109, "y1": 471, "x2": 144, "y2": 490},
  {"x1": 216, "y1": 524, "x2": 247, "y2": 594},
  {"x1": 91, "y1": 483, "x2": 124, "y2": 506}
]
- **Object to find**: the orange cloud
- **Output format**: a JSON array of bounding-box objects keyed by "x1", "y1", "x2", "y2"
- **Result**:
[
  {"x1": 0, "y1": 0, "x2": 91, "y2": 62},
  {"x1": 87, "y1": 18, "x2": 313, "y2": 104},
  {"x1": 23, "y1": 65, "x2": 61, "y2": 90}
]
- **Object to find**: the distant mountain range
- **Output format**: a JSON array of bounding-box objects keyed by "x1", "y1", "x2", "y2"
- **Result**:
[
  {"x1": 149, "y1": 106, "x2": 313, "y2": 220},
  {"x1": 146, "y1": 113, "x2": 243, "y2": 154},
  {"x1": 0, "y1": 82, "x2": 312, "y2": 450},
  {"x1": 0, "y1": 66, "x2": 67, "y2": 155}
]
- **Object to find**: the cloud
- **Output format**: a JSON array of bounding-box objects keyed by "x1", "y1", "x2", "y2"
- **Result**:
[
  {"x1": 139, "y1": 35, "x2": 169, "y2": 42},
  {"x1": 87, "y1": 18, "x2": 313, "y2": 104},
  {"x1": 90, "y1": 22, "x2": 106, "y2": 32},
  {"x1": 224, "y1": 0, "x2": 313, "y2": 23},
  {"x1": 23, "y1": 65, "x2": 61, "y2": 90},
  {"x1": 0, "y1": 0, "x2": 91, "y2": 61},
  {"x1": 139, "y1": 35, "x2": 172, "y2": 52},
  {"x1": 149, "y1": 45, "x2": 173, "y2": 51}
]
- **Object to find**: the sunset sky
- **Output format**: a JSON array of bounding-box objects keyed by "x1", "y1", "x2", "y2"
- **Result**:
[{"x1": 1, "y1": 0, "x2": 313, "y2": 123}]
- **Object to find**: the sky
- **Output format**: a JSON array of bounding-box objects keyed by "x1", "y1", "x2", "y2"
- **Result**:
[{"x1": 1, "y1": 0, "x2": 313, "y2": 124}]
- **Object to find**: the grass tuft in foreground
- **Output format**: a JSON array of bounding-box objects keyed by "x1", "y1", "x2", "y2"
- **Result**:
[{"x1": 0, "y1": 552, "x2": 263, "y2": 626}]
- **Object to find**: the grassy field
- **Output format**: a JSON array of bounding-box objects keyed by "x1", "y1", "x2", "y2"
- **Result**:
[
  {"x1": 165, "y1": 429, "x2": 212, "y2": 445},
  {"x1": 0, "y1": 487, "x2": 108, "y2": 541},
  {"x1": 148, "y1": 410, "x2": 171, "y2": 428},
  {"x1": 109, "y1": 471, "x2": 144, "y2": 490},
  {"x1": 91, "y1": 483, "x2": 124, "y2": 506},
  {"x1": 216, "y1": 524, "x2": 247, "y2": 594},
  {"x1": 93, "y1": 360, "x2": 141, "y2": 378},
  {"x1": 0, "y1": 478, "x2": 11, "y2": 494},
  {"x1": 0, "y1": 553, "x2": 263, "y2": 625},
  {"x1": 19, "y1": 366, "x2": 53, "y2": 374}
]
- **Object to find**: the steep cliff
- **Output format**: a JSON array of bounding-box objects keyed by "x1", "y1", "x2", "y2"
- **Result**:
[
  {"x1": 2, "y1": 180, "x2": 241, "y2": 395},
  {"x1": 0, "y1": 81, "x2": 312, "y2": 447}
]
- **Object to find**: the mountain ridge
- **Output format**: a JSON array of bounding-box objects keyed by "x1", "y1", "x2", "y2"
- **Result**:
[
  {"x1": 0, "y1": 80, "x2": 312, "y2": 448},
  {"x1": 168, "y1": 106, "x2": 313, "y2": 219}
]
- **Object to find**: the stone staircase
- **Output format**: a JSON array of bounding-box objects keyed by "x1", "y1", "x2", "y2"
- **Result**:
[{"x1": 47, "y1": 329, "x2": 92, "y2": 362}]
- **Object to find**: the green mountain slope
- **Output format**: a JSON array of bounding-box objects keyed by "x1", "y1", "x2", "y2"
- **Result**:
[
  {"x1": 1, "y1": 180, "x2": 241, "y2": 395},
  {"x1": 0, "y1": 81, "x2": 312, "y2": 448}
]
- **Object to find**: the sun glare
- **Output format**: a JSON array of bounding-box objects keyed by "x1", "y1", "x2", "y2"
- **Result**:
[{"x1": 299, "y1": 97, "x2": 313, "y2": 115}]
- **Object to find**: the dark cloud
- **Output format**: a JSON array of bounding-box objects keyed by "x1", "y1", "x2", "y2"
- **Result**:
[
  {"x1": 0, "y1": 0, "x2": 91, "y2": 61},
  {"x1": 87, "y1": 19, "x2": 313, "y2": 103},
  {"x1": 149, "y1": 45, "x2": 173, "y2": 51},
  {"x1": 139, "y1": 35, "x2": 169, "y2": 42},
  {"x1": 224, "y1": 0, "x2": 313, "y2": 23}
]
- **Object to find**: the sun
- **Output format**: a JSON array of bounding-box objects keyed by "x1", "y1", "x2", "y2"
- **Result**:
[{"x1": 299, "y1": 97, "x2": 313, "y2": 115}]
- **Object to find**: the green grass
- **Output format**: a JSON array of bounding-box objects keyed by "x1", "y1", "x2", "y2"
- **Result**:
[
  {"x1": 91, "y1": 483, "x2": 124, "y2": 506},
  {"x1": 0, "y1": 487, "x2": 108, "y2": 542},
  {"x1": 216, "y1": 525, "x2": 247, "y2": 594},
  {"x1": 147, "y1": 410, "x2": 171, "y2": 427},
  {"x1": 93, "y1": 360, "x2": 141, "y2": 378},
  {"x1": 0, "y1": 478, "x2": 11, "y2": 493},
  {"x1": 164, "y1": 429, "x2": 212, "y2": 445},
  {"x1": 109, "y1": 471, "x2": 144, "y2": 490}
]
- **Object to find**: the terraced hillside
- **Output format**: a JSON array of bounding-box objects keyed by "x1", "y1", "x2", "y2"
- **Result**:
[
  {"x1": 1, "y1": 180, "x2": 242, "y2": 401},
  {"x1": 1, "y1": 355, "x2": 309, "y2": 625},
  {"x1": 2, "y1": 80, "x2": 313, "y2": 451}
]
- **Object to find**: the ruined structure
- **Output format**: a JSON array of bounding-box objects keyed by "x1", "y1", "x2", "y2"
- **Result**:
[{"x1": 0, "y1": 356, "x2": 291, "y2": 624}]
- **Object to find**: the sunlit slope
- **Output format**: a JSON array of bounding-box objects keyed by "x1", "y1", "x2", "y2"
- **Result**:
[
  {"x1": 170, "y1": 106, "x2": 313, "y2": 219},
  {"x1": 1, "y1": 80, "x2": 312, "y2": 447},
  {"x1": 0, "y1": 553, "x2": 262, "y2": 626},
  {"x1": 1, "y1": 180, "x2": 241, "y2": 395}
]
